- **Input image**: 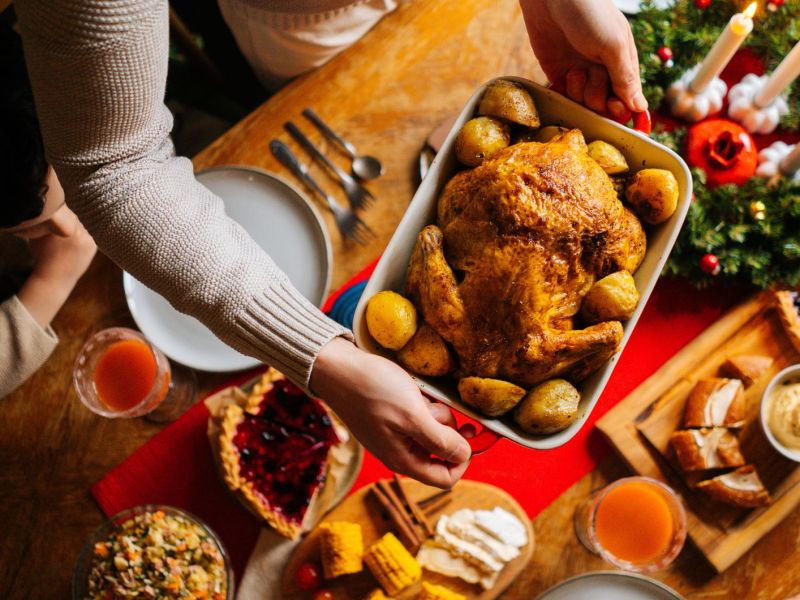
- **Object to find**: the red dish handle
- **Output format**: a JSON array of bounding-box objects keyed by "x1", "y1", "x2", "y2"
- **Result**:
[
  {"x1": 632, "y1": 110, "x2": 652, "y2": 135},
  {"x1": 458, "y1": 422, "x2": 501, "y2": 455},
  {"x1": 422, "y1": 392, "x2": 500, "y2": 456}
]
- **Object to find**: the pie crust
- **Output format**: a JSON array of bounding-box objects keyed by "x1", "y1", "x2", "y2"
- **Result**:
[{"x1": 219, "y1": 368, "x2": 339, "y2": 539}]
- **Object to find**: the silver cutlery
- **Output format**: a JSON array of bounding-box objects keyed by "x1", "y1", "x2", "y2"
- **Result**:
[
  {"x1": 270, "y1": 139, "x2": 373, "y2": 245},
  {"x1": 284, "y1": 121, "x2": 375, "y2": 211},
  {"x1": 302, "y1": 108, "x2": 385, "y2": 181}
]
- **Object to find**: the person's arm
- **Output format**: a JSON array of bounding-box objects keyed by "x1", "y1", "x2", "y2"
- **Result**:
[
  {"x1": 520, "y1": 0, "x2": 646, "y2": 119},
  {"x1": 14, "y1": 0, "x2": 350, "y2": 390},
  {"x1": 0, "y1": 296, "x2": 58, "y2": 398},
  {"x1": 15, "y1": 0, "x2": 470, "y2": 488}
]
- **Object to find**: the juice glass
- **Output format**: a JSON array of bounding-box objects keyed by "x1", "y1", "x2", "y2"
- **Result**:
[
  {"x1": 573, "y1": 476, "x2": 687, "y2": 573},
  {"x1": 73, "y1": 327, "x2": 196, "y2": 422}
]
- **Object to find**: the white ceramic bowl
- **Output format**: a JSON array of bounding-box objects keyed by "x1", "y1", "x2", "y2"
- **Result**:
[
  {"x1": 353, "y1": 77, "x2": 693, "y2": 450},
  {"x1": 760, "y1": 364, "x2": 800, "y2": 463}
]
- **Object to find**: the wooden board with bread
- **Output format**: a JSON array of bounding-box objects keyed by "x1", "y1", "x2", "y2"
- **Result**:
[{"x1": 597, "y1": 291, "x2": 800, "y2": 572}]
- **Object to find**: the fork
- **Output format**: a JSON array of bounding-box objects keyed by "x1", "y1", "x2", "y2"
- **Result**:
[
  {"x1": 270, "y1": 140, "x2": 374, "y2": 245},
  {"x1": 284, "y1": 121, "x2": 375, "y2": 211}
]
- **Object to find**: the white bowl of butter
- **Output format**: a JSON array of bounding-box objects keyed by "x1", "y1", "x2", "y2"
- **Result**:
[{"x1": 761, "y1": 364, "x2": 800, "y2": 463}]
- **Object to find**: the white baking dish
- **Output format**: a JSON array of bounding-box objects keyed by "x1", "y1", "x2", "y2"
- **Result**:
[{"x1": 353, "y1": 77, "x2": 692, "y2": 450}]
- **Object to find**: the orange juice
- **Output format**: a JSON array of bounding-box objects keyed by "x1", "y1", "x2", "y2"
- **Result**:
[
  {"x1": 594, "y1": 480, "x2": 674, "y2": 564},
  {"x1": 93, "y1": 339, "x2": 163, "y2": 412}
]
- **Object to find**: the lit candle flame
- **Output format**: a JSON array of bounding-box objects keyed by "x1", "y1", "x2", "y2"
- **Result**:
[{"x1": 743, "y1": 2, "x2": 757, "y2": 19}]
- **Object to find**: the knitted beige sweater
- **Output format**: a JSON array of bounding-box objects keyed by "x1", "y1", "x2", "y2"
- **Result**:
[{"x1": 15, "y1": 0, "x2": 352, "y2": 391}]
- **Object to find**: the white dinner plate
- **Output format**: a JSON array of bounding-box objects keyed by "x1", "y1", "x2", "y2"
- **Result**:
[
  {"x1": 537, "y1": 571, "x2": 683, "y2": 600},
  {"x1": 614, "y1": 0, "x2": 673, "y2": 13},
  {"x1": 123, "y1": 166, "x2": 332, "y2": 372}
]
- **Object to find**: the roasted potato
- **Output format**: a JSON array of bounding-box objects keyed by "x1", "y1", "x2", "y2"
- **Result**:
[
  {"x1": 513, "y1": 379, "x2": 580, "y2": 434},
  {"x1": 625, "y1": 168, "x2": 679, "y2": 225},
  {"x1": 535, "y1": 126, "x2": 569, "y2": 143},
  {"x1": 580, "y1": 271, "x2": 640, "y2": 323},
  {"x1": 455, "y1": 117, "x2": 510, "y2": 167},
  {"x1": 478, "y1": 80, "x2": 540, "y2": 128},
  {"x1": 587, "y1": 140, "x2": 629, "y2": 175},
  {"x1": 458, "y1": 377, "x2": 526, "y2": 417},
  {"x1": 397, "y1": 323, "x2": 455, "y2": 376},
  {"x1": 366, "y1": 291, "x2": 418, "y2": 350}
]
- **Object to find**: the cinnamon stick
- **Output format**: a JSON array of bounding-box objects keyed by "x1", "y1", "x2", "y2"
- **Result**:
[
  {"x1": 392, "y1": 474, "x2": 433, "y2": 537},
  {"x1": 418, "y1": 489, "x2": 451, "y2": 508},
  {"x1": 370, "y1": 482, "x2": 421, "y2": 552}
]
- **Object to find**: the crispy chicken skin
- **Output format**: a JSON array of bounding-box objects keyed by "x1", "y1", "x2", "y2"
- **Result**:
[{"x1": 406, "y1": 130, "x2": 646, "y2": 387}]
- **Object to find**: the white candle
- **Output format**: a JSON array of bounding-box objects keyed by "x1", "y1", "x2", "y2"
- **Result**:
[
  {"x1": 690, "y1": 3, "x2": 757, "y2": 93},
  {"x1": 779, "y1": 143, "x2": 800, "y2": 176},
  {"x1": 755, "y1": 40, "x2": 800, "y2": 107}
]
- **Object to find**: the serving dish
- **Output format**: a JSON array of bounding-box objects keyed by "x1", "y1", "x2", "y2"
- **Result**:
[
  {"x1": 72, "y1": 504, "x2": 233, "y2": 600},
  {"x1": 280, "y1": 479, "x2": 533, "y2": 599},
  {"x1": 124, "y1": 166, "x2": 332, "y2": 372},
  {"x1": 760, "y1": 364, "x2": 800, "y2": 463},
  {"x1": 535, "y1": 571, "x2": 682, "y2": 600},
  {"x1": 353, "y1": 77, "x2": 692, "y2": 450}
]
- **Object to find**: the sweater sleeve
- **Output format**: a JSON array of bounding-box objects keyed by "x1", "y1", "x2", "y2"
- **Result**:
[
  {"x1": 0, "y1": 296, "x2": 59, "y2": 399},
  {"x1": 14, "y1": 0, "x2": 351, "y2": 391}
]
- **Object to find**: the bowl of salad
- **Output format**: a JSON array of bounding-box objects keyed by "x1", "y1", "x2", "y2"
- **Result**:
[{"x1": 73, "y1": 505, "x2": 233, "y2": 599}]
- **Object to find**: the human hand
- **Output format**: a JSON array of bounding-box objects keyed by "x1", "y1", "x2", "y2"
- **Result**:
[
  {"x1": 520, "y1": 0, "x2": 647, "y2": 119},
  {"x1": 310, "y1": 337, "x2": 471, "y2": 488},
  {"x1": 26, "y1": 206, "x2": 96, "y2": 284},
  {"x1": 17, "y1": 206, "x2": 96, "y2": 327}
]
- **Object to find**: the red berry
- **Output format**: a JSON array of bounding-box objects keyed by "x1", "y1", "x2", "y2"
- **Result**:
[
  {"x1": 700, "y1": 253, "x2": 721, "y2": 276},
  {"x1": 694, "y1": 0, "x2": 711, "y2": 8},
  {"x1": 657, "y1": 47, "x2": 674, "y2": 63},
  {"x1": 294, "y1": 562, "x2": 322, "y2": 591},
  {"x1": 313, "y1": 591, "x2": 334, "y2": 600},
  {"x1": 770, "y1": 0, "x2": 785, "y2": 6}
]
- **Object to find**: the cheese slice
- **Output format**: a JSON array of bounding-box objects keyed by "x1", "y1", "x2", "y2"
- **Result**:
[{"x1": 474, "y1": 507, "x2": 528, "y2": 548}]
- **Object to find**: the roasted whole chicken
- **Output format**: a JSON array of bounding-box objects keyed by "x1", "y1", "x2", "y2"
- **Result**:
[{"x1": 406, "y1": 129, "x2": 646, "y2": 387}]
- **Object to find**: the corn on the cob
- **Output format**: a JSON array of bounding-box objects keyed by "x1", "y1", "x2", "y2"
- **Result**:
[
  {"x1": 319, "y1": 521, "x2": 364, "y2": 578},
  {"x1": 363, "y1": 532, "x2": 421, "y2": 595},
  {"x1": 363, "y1": 589, "x2": 388, "y2": 600},
  {"x1": 418, "y1": 581, "x2": 466, "y2": 600}
]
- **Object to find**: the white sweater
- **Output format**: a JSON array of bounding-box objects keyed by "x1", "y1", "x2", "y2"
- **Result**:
[{"x1": 15, "y1": 0, "x2": 352, "y2": 391}]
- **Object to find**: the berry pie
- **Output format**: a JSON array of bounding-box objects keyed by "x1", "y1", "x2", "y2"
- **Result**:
[{"x1": 219, "y1": 369, "x2": 342, "y2": 539}]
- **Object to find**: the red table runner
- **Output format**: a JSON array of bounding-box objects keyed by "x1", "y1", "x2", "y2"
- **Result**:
[{"x1": 92, "y1": 272, "x2": 745, "y2": 581}]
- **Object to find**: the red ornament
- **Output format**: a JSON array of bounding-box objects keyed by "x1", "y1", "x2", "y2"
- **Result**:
[
  {"x1": 700, "y1": 253, "x2": 721, "y2": 276},
  {"x1": 694, "y1": 0, "x2": 711, "y2": 8},
  {"x1": 294, "y1": 562, "x2": 322, "y2": 591},
  {"x1": 657, "y1": 46, "x2": 674, "y2": 68},
  {"x1": 686, "y1": 119, "x2": 757, "y2": 187},
  {"x1": 768, "y1": 0, "x2": 785, "y2": 9},
  {"x1": 657, "y1": 47, "x2": 673, "y2": 62}
]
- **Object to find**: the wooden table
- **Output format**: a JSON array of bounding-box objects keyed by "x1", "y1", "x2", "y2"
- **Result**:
[{"x1": 1, "y1": 1, "x2": 798, "y2": 598}]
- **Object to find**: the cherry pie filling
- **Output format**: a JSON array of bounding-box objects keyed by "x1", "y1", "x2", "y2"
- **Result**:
[{"x1": 232, "y1": 379, "x2": 340, "y2": 524}]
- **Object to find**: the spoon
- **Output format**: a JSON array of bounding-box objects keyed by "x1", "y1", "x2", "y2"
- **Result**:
[{"x1": 302, "y1": 107, "x2": 385, "y2": 180}]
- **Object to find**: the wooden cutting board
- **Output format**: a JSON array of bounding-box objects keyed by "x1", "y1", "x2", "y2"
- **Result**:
[
  {"x1": 280, "y1": 479, "x2": 534, "y2": 599},
  {"x1": 597, "y1": 291, "x2": 800, "y2": 573}
]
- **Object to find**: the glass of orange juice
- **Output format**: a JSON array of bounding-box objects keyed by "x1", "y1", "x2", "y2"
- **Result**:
[
  {"x1": 73, "y1": 327, "x2": 196, "y2": 422},
  {"x1": 573, "y1": 476, "x2": 687, "y2": 573}
]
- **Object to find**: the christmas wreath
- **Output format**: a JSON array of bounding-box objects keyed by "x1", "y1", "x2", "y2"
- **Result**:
[{"x1": 630, "y1": 0, "x2": 800, "y2": 287}]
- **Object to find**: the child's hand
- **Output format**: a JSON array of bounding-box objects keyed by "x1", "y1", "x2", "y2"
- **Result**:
[
  {"x1": 17, "y1": 206, "x2": 96, "y2": 327},
  {"x1": 311, "y1": 337, "x2": 471, "y2": 489},
  {"x1": 26, "y1": 207, "x2": 96, "y2": 286},
  {"x1": 520, "y1": 0, "x2": 647, "y2": 119}
]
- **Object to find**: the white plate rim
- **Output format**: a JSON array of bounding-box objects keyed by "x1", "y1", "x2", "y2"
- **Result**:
[
  {"x1": 123, "y1": 164, "x2": 333, "y2": 372},
  {"x1": 535, "y1": 570, "x2": 684, "y2": 600}
]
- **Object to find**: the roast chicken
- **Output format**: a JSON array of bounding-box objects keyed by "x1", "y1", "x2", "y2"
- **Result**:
[{"x1": 406, "y1": 129, "x2": 646, "y2": 387}]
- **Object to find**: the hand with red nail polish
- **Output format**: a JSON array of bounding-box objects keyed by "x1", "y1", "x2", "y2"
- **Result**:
[{"x1": 519, "y1": 0, "x2": 648, "y2": 115}]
